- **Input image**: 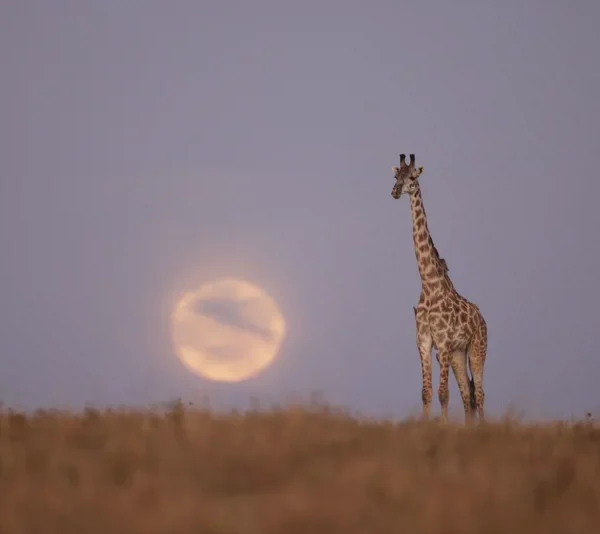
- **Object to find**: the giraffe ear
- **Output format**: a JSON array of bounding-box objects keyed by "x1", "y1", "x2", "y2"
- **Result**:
[{"x1": 392, "y1": 166, "x2": 400, "y2": 173}]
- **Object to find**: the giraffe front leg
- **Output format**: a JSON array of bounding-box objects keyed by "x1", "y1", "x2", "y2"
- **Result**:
[
  {"x1": 419, "y1": 345, "x2": 433, "y2": 420},
  {"x1": 437, "y1": 349, "x2": 451, "y2": 423},
  {"x1": 415, "y1": 312, "x2": 433, "y2": 420}
]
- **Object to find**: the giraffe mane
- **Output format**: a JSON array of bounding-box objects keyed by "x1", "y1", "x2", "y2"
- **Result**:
[{"x1": 431, "y1": 242, "x2": 449, "y2": 273}]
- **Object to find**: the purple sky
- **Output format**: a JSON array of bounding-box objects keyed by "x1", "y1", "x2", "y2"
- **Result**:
[{"x1": 1, "y1": 1, "x2": 599, "y2": 420}]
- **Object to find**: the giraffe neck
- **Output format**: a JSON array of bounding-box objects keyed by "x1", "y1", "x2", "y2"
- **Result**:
[{"x1": 409, "y1": 187, "x2": 451, "y2": 289}]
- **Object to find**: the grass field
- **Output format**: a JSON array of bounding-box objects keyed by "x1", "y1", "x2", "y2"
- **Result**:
[{"x1": 0, "y1": 401, "x2": 598, "y2": 533}]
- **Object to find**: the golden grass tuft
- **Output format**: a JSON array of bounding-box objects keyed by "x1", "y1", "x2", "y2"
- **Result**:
[{"x1": 1, "y1": 401, "x2": 599, "y2": 533}]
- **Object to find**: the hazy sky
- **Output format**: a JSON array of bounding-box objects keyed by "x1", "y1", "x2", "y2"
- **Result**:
[{"x1": 2, "y1": 1, "x2": 599, "y2": 420}]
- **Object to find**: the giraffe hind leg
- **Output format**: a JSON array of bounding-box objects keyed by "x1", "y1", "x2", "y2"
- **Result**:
[
  {"x1": 450, "y1": 350, "x2": 474, "y2": 425},
  {"x1": 468, "y1": 326, "x2": 487, "y2": 422}
]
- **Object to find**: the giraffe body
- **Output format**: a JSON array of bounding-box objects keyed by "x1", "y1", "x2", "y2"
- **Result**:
[{"x1": 393, "y1": 154, "x2": 487, "y2": 424}]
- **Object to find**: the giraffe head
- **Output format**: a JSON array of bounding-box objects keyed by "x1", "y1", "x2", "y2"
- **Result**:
[{"x1": 391, "y1": 154, "x2": 424, "y2": 199}]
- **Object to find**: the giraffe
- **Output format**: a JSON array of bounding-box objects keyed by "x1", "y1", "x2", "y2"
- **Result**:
[{"x1": 391, "y1": 154, "x2": 487, "y2": 424}]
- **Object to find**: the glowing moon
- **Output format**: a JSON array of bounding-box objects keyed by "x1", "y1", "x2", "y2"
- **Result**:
[{"x1": 170, "y1": 278, "x2": 286, "y2": 383}]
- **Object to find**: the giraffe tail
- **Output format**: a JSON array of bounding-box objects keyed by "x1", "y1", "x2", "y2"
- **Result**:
[
  {"x1": 468, "y1": 373, "x2": 476, "y2": 413},
  {"x1": 467, "y1": 353, "x2": 477, "y2": 413}
]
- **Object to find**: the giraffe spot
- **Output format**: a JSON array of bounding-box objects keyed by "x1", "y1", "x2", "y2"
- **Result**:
[
  {"x1": 460, "y1": 312, "x2": 468, "y2": 323},
  {"x1": 415, "y1": 217, "x2": 425, "y2": 229},
  {"x1": 424, "y1": 267, "x2": 438, "y2": 277},
  {"x1": 430, "y1": 294, "x2": 442, "y2": 305},
  {"x1": 417, "y1": 232, "x2": 428, "y2": 243},
  {"x1": 442, "y1": 313, "x2": 451, "y2": 322}
]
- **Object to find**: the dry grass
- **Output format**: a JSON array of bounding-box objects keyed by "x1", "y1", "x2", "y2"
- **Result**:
[{"x1": 0, "y1": 401, "x2": 599, "y2": 534}]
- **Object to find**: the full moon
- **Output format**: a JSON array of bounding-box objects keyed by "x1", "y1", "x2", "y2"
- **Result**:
[{"x1": 170, "y1": 278, "x2": 286, "y2": 383}]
